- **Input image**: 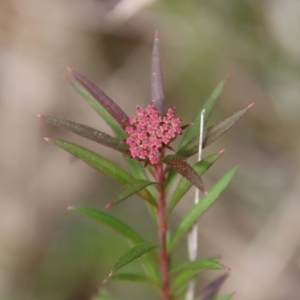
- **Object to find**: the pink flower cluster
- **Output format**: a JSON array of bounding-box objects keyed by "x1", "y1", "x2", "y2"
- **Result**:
[{"x1": 125, "y1": 104, "x2": 182, "y2": 165}]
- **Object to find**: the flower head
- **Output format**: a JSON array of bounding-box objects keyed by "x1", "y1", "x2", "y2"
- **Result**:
[{"x1": 125, "y1": 104, "x2": 182, "y2": 165}]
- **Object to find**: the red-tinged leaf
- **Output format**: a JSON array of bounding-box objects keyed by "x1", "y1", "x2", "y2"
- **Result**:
[
  {"x1": 151, "y1": 31, "x2": 165, "y2": 116},
  {"x1": 66, "y1": 68, "x2": 128, "y2": 138},
  {"x1": 106, "y1": 180, "x2": 157, "y2": 208},
  {"x1": 69, "y1": 206, "x2": 144, "y2": 244},
  {"x1": 171, "y1": 259, "x2": 227, "y2": 275},
  {"x1": 200, "y1": 273, "x2": 229, "y2": 300},
  {"x1": 108, "y1": 242, "x2": 159, "y2": 276},
  {"x1": 38, "y1": 115, "x2": 128, "y2": 152},
  {"x1": 108, "y1": 273, "x2": 158, "y2": 286},
  {"x1": 166, "y1": 78, "x2": 228, "y2": 188},
  {"x1": 168, "y1": 150, "x2": 224, "y2": 215},
  {"x1": 67, "y1": 68, "x2": 129, "y2": 125},
  {"x1": 169, "y1": 165, "x2": 239, "y2": 251},
  {"x1": 177, "y1": 103, "x2": 254, "y2": 158},
  {"x1": 45, "y1": 138, "x2": 154, "y2": 202},
  {"x1": 163, "y1": 155, "x2": 207, "y2": 195}
]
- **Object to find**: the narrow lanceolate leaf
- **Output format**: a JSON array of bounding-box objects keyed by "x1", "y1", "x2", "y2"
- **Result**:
[
  {"x1": 109, "y1": 242, "x2": 159, "y2": 276},
  {"x1": 171, "y1": 270, "x2": 199, "y2": 295},
  {"x1": 108, "y1": 273, "x2": 157, "y2": 286},
  {"x1": 66, "y1": 68, "x2": 128, "y2": 139},
  {"x1": 167, "y1": 150, "x2": 224, "y2": 215},
  {"x1": 46, "y1": 138, "x2": 153, "y2": 201},
  {"x1": 200, "y1": 273, "x2": 229, "y2": 300},
  {"x1": 166, "y1": 79, "x2": 228, "y2": 188},
  {"x1": 179, "y1": 78, "x2": 227, "y2": 149},
  {"x1": 171, "y1": 259, "x2": 226, "y2": 275},
  {"x1": 126, "y1": 159, "x2": 158, "y2": 222},
  {"x1": 48, "y1": 138, "x2": 131, "y2": 182},
  {"x1": 151, "y1": 31, "x2": 165, "y2": 116},
  {"x1": 106, "y1": 180, "x2": 157, "y2": 208},
  {"x1": 177, "y1": 103, "x2": 254, "y2": 158},
  {"x1": 39, "y1": 115, "x2": 128, "y2": 152},
  {"x1": 70, "y1": 206, "x2": 143, "y2": 244},
  {"x1": 169, "y1": 165, "x2": 239, "y2": 250},
  {"x1": 163, "y1": 155, "x2": 207, "y2": 195}
]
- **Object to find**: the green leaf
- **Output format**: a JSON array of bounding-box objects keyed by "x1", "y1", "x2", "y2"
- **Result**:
[
  {"x1": 167, "y1": 151, "x2": 224, "y2": 215},
  {"x1": 71, "y1": 206, "x2": 160, "y2": 284},
  {"x1": 179, "y1": 78, "x2": 227, "y2": 149},
  {"x1": 126, "y1": 159, "x2": 158, "y2": 222},
  {"x1": 106, "y1": 180, "x2": 157, "y2": 208},
  {"x1": 171, "y1": 270, "x2": 199, "y2": 295},
  {"x1": 39, "y1": 115, "x2": 128, "y2": 152},
  {"x1": 108, "y1": 273, "x2": 158, "y2": 286},
  {"x1": 151, "y1": 31, "x2": 165, "y2": 116},
  {"x1": 177, "y1": 103, "x2": 254, "y2": 158},
  {"x1": 163, "y1": 155, "x2": 207, "y2": 195},
  {"x1": 166, "y1": 78, "x2": 228, "y2": 188},
  {"x1": 67, "y1": 68, "x2": 127, "y2": 139},
  {"x1": 46, "y1": 138, "x2": 153, "y2": 202},
  {"x1": 171, "y1": 259, "x2": 226, "y2": 275},
  {"x1": 169, "y1": 165, "x2": 239, "y2": 250},
  {"x1": 48, "y1": 138, "x2": 132, "y2": 182},
  {"x1": 70, "y1": 206, "x2": 144, "y2": 244},
  {"x1": 109, "y1": 242, "x2": 159, "y2": 276}
]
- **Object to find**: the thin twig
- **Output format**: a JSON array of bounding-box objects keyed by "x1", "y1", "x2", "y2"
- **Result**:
[{"x1": 186, "y1": 109, "x2": 205, "y2": 300}]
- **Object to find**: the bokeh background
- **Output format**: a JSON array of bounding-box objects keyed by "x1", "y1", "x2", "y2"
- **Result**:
[{"x1": 1, "y1": 0, "x2": 300, "y2": 299}]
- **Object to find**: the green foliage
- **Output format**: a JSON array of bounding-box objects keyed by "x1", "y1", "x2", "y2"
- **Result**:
[
  {"x1": 169, "y1": 165, "x2": 239, "y2": 251},
  {"x1": 70, "y1": 206, "x2": 144, "y2": 244},
  {"x1": 108, "y1": 242, "x2": 159, "y2": 276},
  {"x1": 40, "y1": 35, "x2": 252, "y2": 300},
  {"x1": 106, "y1": 180, "x2": 158, "y2": 208},
  {"x1": 170, "y1": 259, "x2": 226, "y2": 274},
  {"x1": 109, "y1": 273, "x2": 158, "y2": 286},
  {"x1": 177, "y1": 104, "x2": 254, "y2": 158},
  {"x1": 168, "y1": 151, "x2": 224, "y2": 215},
  {"x1": 179, "y1": 77, "x2": 227, "y2": 149}
]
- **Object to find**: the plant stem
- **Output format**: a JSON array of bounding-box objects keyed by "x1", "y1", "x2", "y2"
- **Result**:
[{"x1": 155, "y1": 156, "x2": 171, "y2": 300}]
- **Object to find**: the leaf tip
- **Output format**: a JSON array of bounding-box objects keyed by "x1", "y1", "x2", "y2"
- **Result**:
[
  {"x1": 36, "y1": 114, "x2": 43, "y2": 118},
  {"x1": 109, "y1": 270, "x2": 114, "y2": 277},
  {"x1": 219, "y1": 149, "x2": 225, "y2": 155},
  {"x1": 102, "y1": 278, "x2": 108, "y2": 284},
  {"x1": 202, "y1": 188, "x2": 208, "y2": 195},
  {"x1": 225, "y1": 265, "x2": 231, "y2": 271},
  {"x1": 154, "y1": 30, "x2": 159, "y2": 40},
  {"x1": 226, "y1": 73, "x2": 232, "y2": 79},
  {"x1": 105, "y1": 203, "x2": 113, "y2": 209},
  {"x1": 43, "y1": 137, "x2": 51, "y2": 142},
  {"x1": 66, "y1": 66, "x2": 73, "y2": 73},
  {"x1": 248, "y1": 102, "x2": 255, "y2": 109},
  {"x1": 67, "y1": 206, "x2": 74, "y2": 210}
]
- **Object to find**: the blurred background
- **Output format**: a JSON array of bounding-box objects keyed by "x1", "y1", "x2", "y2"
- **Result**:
[{"x1": 1, "y1": 0, "x2": 300, "y2": 299}]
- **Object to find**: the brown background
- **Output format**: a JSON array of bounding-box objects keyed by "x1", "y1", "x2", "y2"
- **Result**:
[{"x1": 1, "y1": 1, "x2": 300, "y2": 299}]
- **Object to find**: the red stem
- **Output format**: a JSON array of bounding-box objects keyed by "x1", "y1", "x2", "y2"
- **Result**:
[{"x1": 154, "y1": 157, "x2": 171, "y2": 300}]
